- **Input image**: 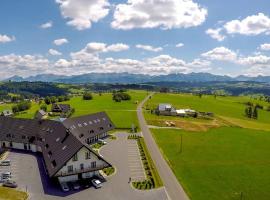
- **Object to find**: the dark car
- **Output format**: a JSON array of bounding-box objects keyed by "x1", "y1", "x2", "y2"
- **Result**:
[{"x1": 3, "y1": 180, "x2": 17, "y2": 188}]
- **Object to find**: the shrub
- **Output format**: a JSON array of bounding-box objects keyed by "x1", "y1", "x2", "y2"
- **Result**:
[{"x1": 83, "y1": 92, "x2": 93, "y2": 100}]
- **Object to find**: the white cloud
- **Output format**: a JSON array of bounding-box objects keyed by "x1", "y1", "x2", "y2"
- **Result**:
[
  {"x1": 259, "y1": 43, "x2": 270, "y2": 51},
  {"x1": 53, "y1": 38, "x2": 69, "y2": 46},
  {"x1": 40, "y1": 21, "x2": 53, "y2": 29},
  {"x1": 106, "y1": 43, "x2": 130, "y2": 52},
  {"x1": 224, "y1": 13, "x2": 270, "y2": 35},
  {"x1": 201, "y1": 47, "x2": 237, "y2": 61},
  {"x1": 136, "y1": 44, "x2": 163, "y2": 52},
  {"x1": 176, "y1": 43, "x2": 184, "y2": 48},
  {"x1": 71, "y1": 42, "x2": 130, "y2": 57},
  {"x1": 111, "y1": 0, "x2": 207, "y2": 30},
  {"x1": 205, "y1": 28, "x2": 226, "y2": 41},
  {"x1": 56, "y1": 0, "x2": 110, "y2": 30},
  {"x1": 0, "y1": 54, "x2": 50, "y2": 78},
  {"x1": 48, "y1": 49, "x2": 62, "y2": 56},
  {"x1": 0, "y1": 34, "x2": 15, "y2": 43}
]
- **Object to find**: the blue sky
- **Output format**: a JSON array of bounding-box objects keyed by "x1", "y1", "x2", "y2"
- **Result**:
[{"x1": 0, "y1": 0, "x2": 270, "y2": 79}]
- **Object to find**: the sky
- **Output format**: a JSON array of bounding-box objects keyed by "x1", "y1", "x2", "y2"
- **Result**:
[{"x1": 0, "y1": 0, "x2": 270, "y2": 79}]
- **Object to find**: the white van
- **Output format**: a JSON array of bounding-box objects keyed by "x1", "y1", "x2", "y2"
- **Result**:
[{"x1": 0, "y1": 160, "x2": 11, "y2": 166}]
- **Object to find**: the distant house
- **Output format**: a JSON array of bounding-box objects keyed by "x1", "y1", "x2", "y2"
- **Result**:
[
  {"x1": 35, "y1": 110, "x2": 47, "y2": 120},
  {"x1": 176, "y1": 109, "x2": 197, "y2": 117},
  {"x1": 1, "y1": 110, "x2": 13, "y2": 117},
  {"x1": 156, "y1": 103, "x2": 177, "y2": 116},
  {"x1": 52, "y1": 104, "x2": 71, "y2": 113}
]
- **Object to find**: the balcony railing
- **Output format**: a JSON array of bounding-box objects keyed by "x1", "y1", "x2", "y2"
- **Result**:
[{"x1": 56, "y1": 164, "x2": 108, "y2": 177}]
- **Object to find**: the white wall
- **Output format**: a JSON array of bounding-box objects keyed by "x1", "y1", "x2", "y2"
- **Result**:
[
  {"x1": 0, "y1": 141, "x2": 37, "y2": 152},
  {"x1": 58, "y1": 175, "x2": 78, "y2": 183},
  {"x1": 55, "y1": 147, "x2": 107, "y2": 177}
]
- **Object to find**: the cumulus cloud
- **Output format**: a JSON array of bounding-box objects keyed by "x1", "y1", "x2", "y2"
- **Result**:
[
  {"x1": 176, "y1": 43, "x2": 184, "y2": 48},
  {"x1": 56, "y1": 0, "x2": 110, "y2": 30},
  {"x1": 201, "y1": 46, "x2": 237, "y2": 61},
  {"x1": 48, "y1": 49, "x2": 62, "y2": 56},
  {"x1": 224, "y1": 13, "x2": 270, "y2": 35},
  {"x1": 40, "y1": 21, "x2": 53, "y2": 29},
  {"x1": 53, "y1": 38, "x2": 69, "y2": 46},
  {"x1": 111, "y1": 0, "x2": 207, "y2": 30},
  {"x1": 205, "y1": 28, "x2": 226, "y2": 41},
  {"x1": 71, "y1": 42, "x2": 129, "y2": 57},
  {"x1": 136, "y1": 44, "x2": 162, "y2": 52},
  {"x1": 0, "y1": 54, "x2": 50, "y2": 78},
  {"x1": 0, "y1": 34, "x2": 15, "y2": 43},
  {"x1": 259, "y1": 43, "x2": 270, "y2": 51}
]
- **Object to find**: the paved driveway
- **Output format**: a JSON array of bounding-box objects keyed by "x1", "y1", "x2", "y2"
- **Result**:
[{"x1": 2, "y1": 133, "x2": 168, "y2": 200}]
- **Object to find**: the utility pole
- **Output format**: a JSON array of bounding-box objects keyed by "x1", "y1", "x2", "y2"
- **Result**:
[{"x1": 179, "y1": 134, "x2": 183, "y2": 154}]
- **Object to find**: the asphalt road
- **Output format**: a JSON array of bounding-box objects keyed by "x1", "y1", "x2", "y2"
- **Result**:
[{"x1": 137, "y1": 93, "x2": 190, "y2": 200}]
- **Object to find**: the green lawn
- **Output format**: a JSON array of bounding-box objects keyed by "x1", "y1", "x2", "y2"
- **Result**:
[
  {"x1": 63, "y1": 90, "x2": 147, "y2": 129},
  {"x1": 0, "y1": 90, "x2": 147, "y2": 129},
  {"x1": 152, "y1": 127, "x2": 270, "y2": 200},
  {"x1": 0, "y1": 187, "x2": 28, "y2": 200},
  {"x1": 145, "y1": 93, "x2": 270, "y2": 131}
]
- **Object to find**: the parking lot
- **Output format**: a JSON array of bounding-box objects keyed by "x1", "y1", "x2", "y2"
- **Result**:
[
  {"x1": 127, "y1": 139, "x2": 146, "y2": 181},
  {"x1": 0, "y1": 133, "x2": 168, "y2": 200}
]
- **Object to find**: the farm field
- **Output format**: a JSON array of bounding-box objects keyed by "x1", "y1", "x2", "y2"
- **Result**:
[
  {"x1": 152, "y1": 127, "x2": 270, "y2": 200},
  {"x1": 145, "y1": 93, "x2": 270, "y2": 131},
  {"x1": 0, "y1": 90, "x2": 147, "y2": 130},
  {"x1": 64, "y1": 90, "x2": 147, "y2": 129}
]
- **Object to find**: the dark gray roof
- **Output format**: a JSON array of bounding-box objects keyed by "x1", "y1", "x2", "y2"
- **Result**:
[
  {"x1": 63, "y1": 112, "x2": 115, "y2": 143},
  {"x1": 0, "y1": 112, "x2": 114, "y2": 177},
  {"x1": 52, "y1": 104, "x2": 71, "y2": 113}
]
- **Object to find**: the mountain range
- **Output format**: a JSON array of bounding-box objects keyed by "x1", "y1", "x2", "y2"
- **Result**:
[{"x1": 4, "y1": 73, "x2": 270, "y2": 84}]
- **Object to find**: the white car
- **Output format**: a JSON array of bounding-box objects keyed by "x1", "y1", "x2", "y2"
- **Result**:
[
  {"x1": 0, "y1": 160, "x2": 11, "y2": 166},
  {"x1": 91, "y1": 179, "x2": 102, "y2": 189},
  {"x1": 60, "y1": 182, "x2": 70, "y2": 192},
  {"x1": 98, "y1": 139, "x2": 107, "y2": 145}
]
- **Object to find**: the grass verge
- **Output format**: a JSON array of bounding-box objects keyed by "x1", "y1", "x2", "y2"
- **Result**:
[
  {"x1": 0, "y1": 187, "x2": 28, "y2": 200},
  {"x1": 129, "y1": 135, "x2": 163, "y2": 190}
]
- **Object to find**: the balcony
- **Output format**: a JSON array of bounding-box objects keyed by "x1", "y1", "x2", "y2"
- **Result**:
[{"x1": 56, "y1": 164, "x2": 109, "y2": 177}]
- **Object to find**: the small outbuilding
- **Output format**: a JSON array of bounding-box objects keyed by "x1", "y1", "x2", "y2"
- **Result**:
[
  {"x1": 35, "y1": 110, "x2": 47, "y2": 120},
  {"x1": 1, "y1": 110, "x2": 13, "y2": 117}
]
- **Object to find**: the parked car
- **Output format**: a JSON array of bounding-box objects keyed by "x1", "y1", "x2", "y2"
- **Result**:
[
  {"x1": 0, "y1": 160, "x2": 11, "y2": 166},
  {"x1": 60, "y1": 182, "x2": 70, "y2": 192},
  {"x1": 71, "y1": 182, "x2": 80, "y2": 190},
  {"x1": 2, "y1": 172, "x2": 11, "y2": 179},
  {"x1": 98, "y1": 139, "x2": 107, "y2": 145},
  {"x1": 91, "y1": 179, "x2": 102, "y2": 189},
  {"x1": 3, "y1": 180, "x2": 17, "y2": 188}
]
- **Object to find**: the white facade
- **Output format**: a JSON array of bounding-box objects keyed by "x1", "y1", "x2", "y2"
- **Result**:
[
  {"x1": 56, "y1": 146, "x2": 107, "y2": 183},
  {"x1": 0, "y1": 141, "x2": 37, "y2": 152}
]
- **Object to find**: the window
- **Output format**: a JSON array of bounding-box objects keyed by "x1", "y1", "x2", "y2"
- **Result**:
[
  {"x1": 22, "y1": 135, "x2": 26, "y2": 139},
  {"x1": 72, "y1": 153, "x2": 78, "y2": 162},
  {"x1": 51, "y1": 160, "x2": 56, "y2": 168},
  {"x1": 45, "y1": 144, "x2": 49, "y2": 149},
  {"x1": 67, "y1": 165, "x2": 73, "y2": 173},
  {"x1": 91, "y1": 161, "x2": 96, "y2": 168},
  {"x1": 9, "y1": 142, "x2": 13, "y2": 147},
  {"x1": 79, "y1": 134, "x2": 84, "y2": 138},
  {"x1": 48, "y1": 151, "x2": 52, "y2": 158},
  {"x1": 80, "y1": 164, "x2": 84, "y2": 170},
  {"x1": 85, "y1": 152, "x2": 91, "y2": 160}
]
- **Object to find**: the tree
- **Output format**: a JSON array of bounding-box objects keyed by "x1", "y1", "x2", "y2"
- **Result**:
[
  {"x1": 83, "y1": 92, "x2": 93, "y2": 100},
  {"x1": 252, "y1": 107, "x2": 258, "y2": 119},
  {"x1": 44, "y1": 96, "x2": 51, "y2": 105},
  {"x1": 245, "y1": 106, "x2": 252, "y2": 118},
  {"x1": 50, "y1": 96, "x2": 57, "y2": 104},
  {"x1": 40, "y1": 104, "x2": 47, "y2": 112}
]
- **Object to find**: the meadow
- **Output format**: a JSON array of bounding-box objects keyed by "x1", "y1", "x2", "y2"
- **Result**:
[
  {"x1": 0, "y1": 90, "x2": 147, "y2": 129},
  {"x1": 145, "y1": 93, "x2": 270, "y2": 131},
  {"x1": 152, "y1": 127, "x2": 270, "y2": 200}
]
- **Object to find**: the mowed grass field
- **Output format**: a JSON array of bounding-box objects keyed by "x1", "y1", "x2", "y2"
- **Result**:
[
  {"x1": 152, "y1": 127, "x2": 270, "y2": 200},
  {"x1": 0, "y1": 90, "x2": 147, "y2": 129},
  {"x1": 61, "y1": 90, "x2": 147, "y2": 129},
  {"x1": 145, "y1": 93, "x2": 270, "y2": 131}
]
